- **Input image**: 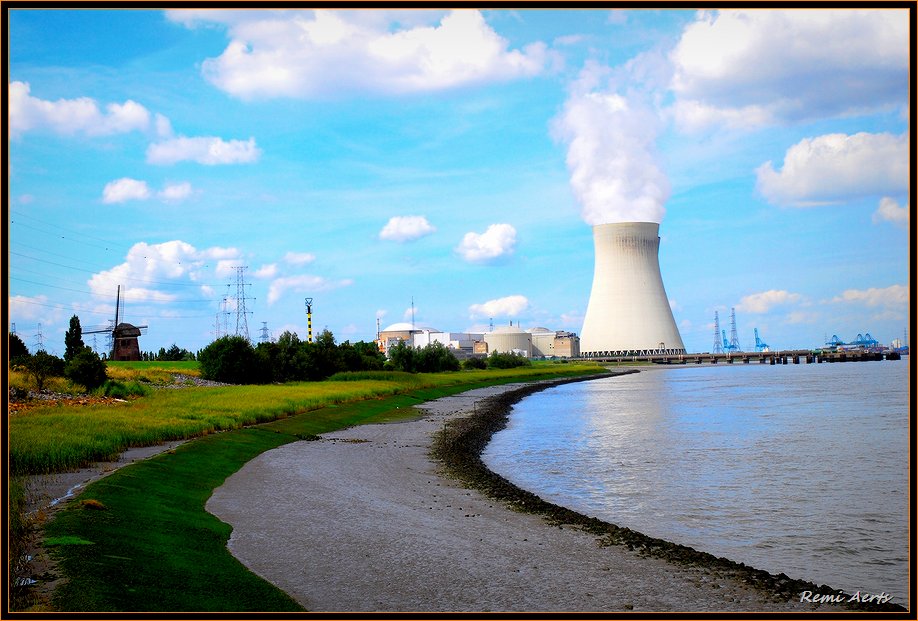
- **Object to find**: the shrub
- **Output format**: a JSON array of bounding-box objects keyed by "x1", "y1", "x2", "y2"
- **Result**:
[
  {"x1": 8, "y1": 333, "x2": 29, "y2": 363},
  {"x1": 415, "y1": 341, "x2": 460, "y2": 373},
  {"x1": 462, "y1": 356, "x2": 488, "y2": 370},
  {"x1": 98, "y1": 379, "x2": 150, "y2": 399},
  {"x1": 23, "y1": 350, "x2": 65, "y2": 392},
  {"x1": 198, "y1": 336, "x2": 258, "y2": 384},
  {"x1": 65, "y1": 347, "x2": 108, "y2": 391},
  {"x1": 487, "y1": 351, "x2": 531, "y2": 369}
]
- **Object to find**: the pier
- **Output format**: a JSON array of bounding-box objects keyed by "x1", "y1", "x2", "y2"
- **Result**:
[{"x1": 583, "y1": 349, "x2": 903, "y2": 365}]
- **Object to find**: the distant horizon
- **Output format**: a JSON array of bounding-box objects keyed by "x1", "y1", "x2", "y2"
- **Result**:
[{"x1": 8, "y1": 8, "x2": 910, "y2": 356}]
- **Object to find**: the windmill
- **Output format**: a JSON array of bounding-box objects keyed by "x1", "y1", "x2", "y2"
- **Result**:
[{"x1": 83, "y1": 285, "x2": 148, "y2": 360}]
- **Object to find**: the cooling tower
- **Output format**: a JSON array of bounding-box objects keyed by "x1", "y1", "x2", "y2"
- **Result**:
[{"x1": 580, "y1": 222, "x2": 685, "y2": 356}]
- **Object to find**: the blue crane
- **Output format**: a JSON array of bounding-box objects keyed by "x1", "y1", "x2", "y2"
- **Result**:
[
  {"x1": 754, "y1": 328, "x2": 770, "y2": 352},
  {"x1": 722, "y1": 329, "x2": 739, "y2": 353}
]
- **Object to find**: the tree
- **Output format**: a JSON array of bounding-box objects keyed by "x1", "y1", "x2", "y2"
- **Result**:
[
  {"x1": 302, "y1": 329, "x2": 344, "y2": 381},
  {"x1": 64, "y1": 315, "x2": 85, "y2": 362},
  {"x1": 386, "y1": 340, "x2": 416, "y2": 373},
  {"x1": 24, "y1": 351, "x2": 64, "y2": 392},
  {"x1": 65, "y1": 347, "x2": 108, "y2": 391},
  {"x1": 487, "y1": 350, "x2": 531, "y2": 369},
  {"x1": 415, "y1": 341, "x2": 460, "y2": 373},
  {"x1": 8, "y1": 333, "x2": 29, "y2": 364},
  {"x1": 198, "y1": 336, "x2": 258, "y2": 384}
]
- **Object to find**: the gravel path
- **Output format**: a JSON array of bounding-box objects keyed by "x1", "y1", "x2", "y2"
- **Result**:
[{"x1": 207, "y1": 382, "x2": 841, "y2": 613}]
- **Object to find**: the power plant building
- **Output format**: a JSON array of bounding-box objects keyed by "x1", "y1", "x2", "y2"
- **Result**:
[
  {"x1": 529, "y1": 328, "x2": 580, "y2": 358},
  {"x1": 580, "y1": 222, "x2": 685, "y2": 357},
  {"x1": 484, "y1": 325, "x2": 532, "y2": 358}
]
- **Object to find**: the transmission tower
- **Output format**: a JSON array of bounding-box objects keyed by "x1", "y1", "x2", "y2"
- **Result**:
[
  {"x1": 712, "y1": 311, "x2": 723, "y2": 353},
  {"x1": 231, "y1": 266, "x2": 254, "y2": 342},
  {"x1": 728, "y1": 307, "x2": 743, "y2": 352},
  {"x1": 10, "y1": 323, "x2": 16, "y2": 336},
  {"x1": 259, "y1": 321, "x2": 270, "y2": 343},
  {"x1": 34, "y1": 323, "x2": 44, "y2": 352}
]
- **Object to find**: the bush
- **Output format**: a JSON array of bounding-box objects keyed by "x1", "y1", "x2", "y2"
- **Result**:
[
  {"x1": 415, "y1": 341, "x2": 460, "y2": 373},
  {"x1": 198, "y1": 336, "x2": 259, "y2": 384},
  {"x1": 487, "y1": 351, "x2": 531, "y2": 369},
  {"x1": 98, "y1": 379, "x2": 150, "y2": 399},
  {"x1": 23, "y1": 351, "x2": 65, "y2": 392},
  {"x1": 461, "y1": 356, "x2": 488, "y2": 370},
  {"x1": 65, "y1": 347, "x2": 108, "y2": 391}
]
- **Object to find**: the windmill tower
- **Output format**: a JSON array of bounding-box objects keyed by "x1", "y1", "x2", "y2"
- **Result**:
[
  {"x1": 580, "y1": 222, "x2": 685, "y2": 356},
  {"x1": 83, "y1": 285, "x2": 147, "y2": 360}
]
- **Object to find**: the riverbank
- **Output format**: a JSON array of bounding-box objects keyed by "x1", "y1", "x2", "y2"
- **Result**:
[{"x1": 207, "y1": 373, "x2": 879, "y2": 612}]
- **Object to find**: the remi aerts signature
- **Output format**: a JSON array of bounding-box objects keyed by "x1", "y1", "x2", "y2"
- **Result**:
[{"x1": 800, "y1": 590, "x2": 894, "y2": 605}]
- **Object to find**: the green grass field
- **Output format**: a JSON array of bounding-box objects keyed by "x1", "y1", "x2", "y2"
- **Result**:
[
  {"x1": 19, "y1": 363, "x2": 607, "y2": 611},
  {"x1": 10, "y1": 363, "x2": 602, "y2": 476}
]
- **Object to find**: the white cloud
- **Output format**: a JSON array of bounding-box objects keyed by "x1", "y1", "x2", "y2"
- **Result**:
[
  {"x1": 756, "y1": 133, "x2": 908, "y2": 206},
  {"x1": 102, "y1": 178, "x2": 193, "y2": 204},
  {"x1": 736, "y1": 290, "x2": 803, "y2": 314},
  {"x1": 468, "y1": 294, "x2": 529, "y2": 319},
  {"x1": 267, "y1": 274, "x2": 353, "y2": 305},
  {"x1": 284, "y1": 251, "x2": 316, "y2": 265},
  {"x1": 88, "y1": 240, "x2": 242, "y2": 303},
  {"x1": 670, "y1": 9, "x2": 908, "y2": 131},
  {"x1": 551, "y1": 61, "x2": 669, "y2": 225},
  {"x1": 159, "y1": 182, "x2": 193, "y2": 202},
  {"x1": 146, "y1": 135, "x2": 261, "y2": 165},
  {"x1": 254, "y1": 263, "x2": 278, "y2": 279},
  {"x1": 9, "y1": 81, "x2": 155, "y2": 138},
  {"x1": 168, "y1": 10, "x2": 549, "y2": 100},
  {"x1": 456, "y1": 223, "x2": 517, "y2": 263},
  {"x1": 102, "y1": 178, "x2": 152, "y2": 204},
  {"x1": 9, "y1": 294, "x2": 51, "y2": 321},
  {"x1": 831, "y1": 284, "x2": 908, "y2": 309},
  {"x1": 379, "y1": 215, "x2": 436, "y2": 242},
  {"x1": 873, "y1": 197, "x2": 909, "y2": 228}
]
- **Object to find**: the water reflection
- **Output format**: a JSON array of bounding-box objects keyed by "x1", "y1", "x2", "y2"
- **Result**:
[{"x1": 482, "y1": 361, "x2": 909, "y2": 605}]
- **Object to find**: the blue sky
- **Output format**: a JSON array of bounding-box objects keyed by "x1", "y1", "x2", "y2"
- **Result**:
[{"x1": 7, "y1": 8, "x2": 912, "y2": 356}]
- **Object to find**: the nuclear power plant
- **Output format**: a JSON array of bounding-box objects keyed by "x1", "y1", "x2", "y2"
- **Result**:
[{"x1": 580, "y1": 222, "x2": 685, "y2": 357}]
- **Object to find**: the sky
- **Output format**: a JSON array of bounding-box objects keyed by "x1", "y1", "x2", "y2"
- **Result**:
[{"x1": 6, "y1": 7, "x2": 913, "y2": 356}]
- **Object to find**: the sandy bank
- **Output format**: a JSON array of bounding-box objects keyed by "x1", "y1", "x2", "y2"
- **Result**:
[{"x1": 206, "y1": 377, "x2": 850, "y2": 613}]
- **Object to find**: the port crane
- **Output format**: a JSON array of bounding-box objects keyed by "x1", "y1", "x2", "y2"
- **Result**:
[{"x1": 754, "y1": 328, "x2": 770, "y2": 352}]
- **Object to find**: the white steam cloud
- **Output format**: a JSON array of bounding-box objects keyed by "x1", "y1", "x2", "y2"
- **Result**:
[{"x1": 552, "y1": 65, "x2": 669, "y2": 225}]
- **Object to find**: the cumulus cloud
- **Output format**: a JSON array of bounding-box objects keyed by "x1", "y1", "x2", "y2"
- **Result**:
[
  {"x1": 468, "y1": 294, "x2": 529, "y2": 319},
  {"x1": 736, "y1": 289, "x2": 803, "y2": 314},
  {"x1": 267, "y1": 274, "x2": 352, "y2": 305},
  {"x1": 379, "y1": 215, "x2": 436, "y2": 242},
  {"x1": 831, "y1": 284, "x2": 908, "y2": 309},
  {"x1": 9, "y1": 81, "x2": 154, "y2": 138},
  {"x1": 873, "y1": 197, "x2": 909, "y2": 228},
  {"x1": 9, "y1": 294, "x2": 51, "y2": 321},
  {"x1": 670, "y1": 9, "x2": 908, "y2": 131},
  {"x1": 552, "y1": 62, "x2": 669, "y2": 225},
  {"x1": 102, "y1": 178, "x2": 193, "y2": 204},
  {"x1": 284, "y1": 251, "x2": 316, "y2": 265},
  {"x1": 102, "y1": 178, "x2": 152, "y2": 204},
  {"x1": 159, "y1": 182, "x2": 193, "y2": 202},
  {"x1": 456, "y1": 223, "x2": 517, "y2": 263},
  {"x1": 88, "y1": 240, "x2": 243, "y2": 302},
  {"x1": 254, "y1": 263, "x2": 278, "y2": 279},
  {"x1": 146, "y1": 135, "x2": 261, "y2": 165},
  {"x1": 756, "y1": 133, "x2": 908, "y2": 206},
  {"x1": 167, "y1": 9, "x2": 549, "y2": 100}
]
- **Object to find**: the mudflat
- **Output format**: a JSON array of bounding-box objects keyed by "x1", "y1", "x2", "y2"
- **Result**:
[{"x1": 206, "y1": 382, "x2": 834, "y2": 613}]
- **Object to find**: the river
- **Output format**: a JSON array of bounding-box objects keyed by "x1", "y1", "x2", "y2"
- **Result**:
[{"x1": 482, "y1": 359, "x2": 910, "y2": 606}]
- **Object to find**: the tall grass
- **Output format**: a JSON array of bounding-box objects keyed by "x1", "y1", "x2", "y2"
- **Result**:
[{"x1": 9, "y1": 364, "x2": 604, "y2": 476}]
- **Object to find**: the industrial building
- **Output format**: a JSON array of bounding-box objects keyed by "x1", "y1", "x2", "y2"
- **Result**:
[
  {"x1": 580, "y1": 222, "x2": 685, "y2": 357},
  {"x1": 377, "y1": 321, "x2": 580, "y2": 360}
]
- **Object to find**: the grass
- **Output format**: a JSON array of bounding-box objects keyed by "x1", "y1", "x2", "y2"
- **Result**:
[
  {"x1": 10, "y1": 364, "x2": 604, "y2": 476},
  {"x1": 22, "y1": 363, "x2": 607, "y2": 612}
]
